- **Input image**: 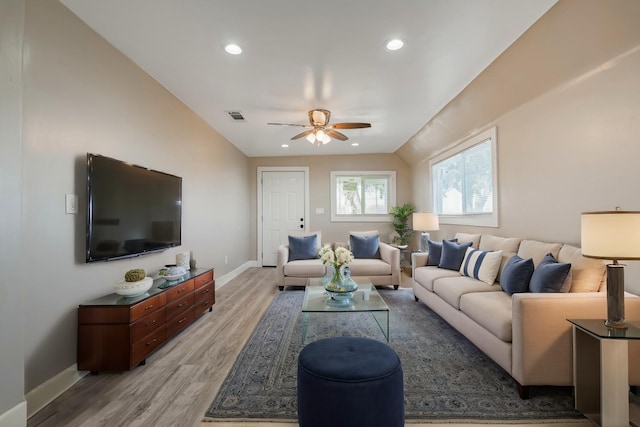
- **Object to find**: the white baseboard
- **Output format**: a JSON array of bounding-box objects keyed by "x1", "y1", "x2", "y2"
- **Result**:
[
  {"x1": 0, "y1": 400, "x2": 26, "y2": 427},
  {"x1": 215, "y1": 260, "x2": 259, "y2": 288},
  {"x1": 25, "y1": 364, "x2": 87, "y2": 419}
]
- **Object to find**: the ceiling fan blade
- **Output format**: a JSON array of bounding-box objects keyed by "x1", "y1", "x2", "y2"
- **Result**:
[
  {"x1": 309, "y1": 109, "x2": 331, "y2": 127},
  {"x1": 291, "y1": 130, "x2": 314, "y2": 140},
  {"x1": 326, "y1": 130, "x2": 349, "y2": 141},
  {"x1": 331, "y1": 122, "x2": 372, "y2": 129},
  {"x1": 267, "y1": 122, "x2": 310, "y2": 127}
]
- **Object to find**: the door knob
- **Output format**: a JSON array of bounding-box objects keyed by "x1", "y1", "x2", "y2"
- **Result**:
[{"x1": 299, "y1": 224, "x2": 303, "y2": 229}]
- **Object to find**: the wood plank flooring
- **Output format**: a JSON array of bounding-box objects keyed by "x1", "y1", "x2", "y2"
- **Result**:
[{"x1": 27, "y1": 269, "x2": 595, "y2": 427}]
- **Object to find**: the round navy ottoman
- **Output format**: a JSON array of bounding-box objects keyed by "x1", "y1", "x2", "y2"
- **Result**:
[{"x1": 297, "y1": 336, "x2": 404, "y2": 427}]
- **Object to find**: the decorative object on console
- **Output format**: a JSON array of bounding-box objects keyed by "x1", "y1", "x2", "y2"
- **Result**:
[
  {"x1": 163, "y1": 265, "x2": 187, "y2": 280},
  {"x1": 176, "y1": 251, "x2": 190, "y2": 270},
  {"x1": 412, "y1": 212, "x2": 439, "y2": 252},
  {"x1": 581, "y1": 209, "x2": 640, "y2": 329},
  {"x1": 389, "y1": 203, "x2": 416, "y2": 247},
  {"x1": 124, "y1": 268, "x2": 146, "y2": 282},
  {"x1": 114, "y1": 276, "x2": 153, "y2": 297}
]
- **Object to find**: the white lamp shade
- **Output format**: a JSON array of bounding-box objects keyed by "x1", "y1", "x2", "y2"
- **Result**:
[
  {"x1": 581, "y1": 211, "x2": 640, "y2": 260},
  {"x1": 412, "y1": 212, "x2": 439, "y2": 231}
]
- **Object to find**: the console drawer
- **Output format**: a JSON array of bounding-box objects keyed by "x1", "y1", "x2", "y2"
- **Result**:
[
  {"x1": 131, "y1": 308, "x2": 166, "y2": 343},
  {"x1": 195, "y1": 283, "x2": 215, "y2": 313},
  {"x1": 166, "y1": 293, "x2": 194, "y2": 320},
  {"x1": 166, "y1": 308, "x2": 195, "y2": 338},
  {"x1": 131, "y1": 326, "x2": 166, "y2": 368},
  {"x1": 165, "y1": 279, "x2": 194, "y2": 302},
  {"x1": 195, "y1": 270, "x2": 214, "y2": 288},
  {"x1": 130, "y1": 293, "x2": 166, "y2": 322}
]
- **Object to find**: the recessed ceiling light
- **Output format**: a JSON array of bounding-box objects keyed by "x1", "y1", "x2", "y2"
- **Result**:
[
  {"x1": 385, "y1": 38, "x2": 404, "y2": 51},
  {"x1": 224, "y1": 43, "x2": 242, "y2": 55},
  {"x1": 281, "y1": 144, "x2": 289, "y2": 148},
  {"x1": 351, "y1": 143, "x2": 359, "y2": 146}
]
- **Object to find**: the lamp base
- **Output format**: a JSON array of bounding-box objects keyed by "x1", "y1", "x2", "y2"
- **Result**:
[
  {"x1": 605, "y1": 264, "x2": 627, "y2": 329},
  {"x1": 420, "y1": 232, "x2": 430, "y2": 252}
]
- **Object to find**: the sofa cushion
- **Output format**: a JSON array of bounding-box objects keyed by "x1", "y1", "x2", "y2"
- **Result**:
[
  {"x1": 413, "y1": 266, "x2": 460, "y2": 292},
  {"x1": 283, "y1": 259, "x2": 326, "y2": 277},
  {"x1": 439, "y1": 240, "x2": 473, "y2": 271},
  {"x1": 350, "y1": 234, "x2": 380, "y2": 259},
  {"x1": 460, "y1": 292, "x2": 513, "y2": 342},
  {"x1": 454, "y1": 232, "x2": 481, "y2": 248},
  {"x1": 517, "y1": 240, "x2": 562, "y2": 266},
  {"x1": 529, "y1": 253, "x2": 571, "y2": 293},
  {"x1": 348, "y1": 258, "x2": 391, "y2": 276},
  {"x1": 289, "y1": 231, "x2": 322, "y2": 248},
  {"x1": 500, "y1": 255, "x2": 534, "y2": 295},
  {"x1": 288, "y1": 234, "x2": 319, "y2": 261},
  {"x1": 426, "y1": 239, "x2": 457, "y2": 266},
  {"x1": 558, "y1": 244, "x2": 606, "y2": 293},
  {"x1": 350, "y1": 230, "x2": 379, "y2": 237},
  {"x1": 433, "y1": 275, "x2": 501, "y2": 309},
  {"x1": 479, "y1": 235, "x2": 523, "y2": 282},
  {"x1": 459, "y1": 248, "x2": 503, "y2": 285}
]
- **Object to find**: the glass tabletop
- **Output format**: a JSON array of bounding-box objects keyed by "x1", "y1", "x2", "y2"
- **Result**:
[
  {"x1": 568, "y1": 318, "x2": 640, "y2": 339},
  {"x1": 303, "y1": 277, "x2": 389, "y2": 313}
]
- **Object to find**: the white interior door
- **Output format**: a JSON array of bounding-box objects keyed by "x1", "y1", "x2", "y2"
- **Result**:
[{"x1": 261, "y1": 170, "x2": 306, "y2": 266}]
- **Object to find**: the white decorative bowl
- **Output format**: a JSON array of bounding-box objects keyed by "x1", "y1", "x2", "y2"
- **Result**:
[{"x1": 115, "y1": 276, "x2": 153, "y2": 297}]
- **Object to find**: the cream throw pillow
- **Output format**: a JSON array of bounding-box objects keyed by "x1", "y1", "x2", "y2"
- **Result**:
[{"x1": 459, "y1": 248, "x2": 503, "y2": 285}]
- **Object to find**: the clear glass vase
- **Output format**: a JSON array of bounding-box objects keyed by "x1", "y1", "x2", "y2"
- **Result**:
[{"x1": 323, "y1": 264, "x2": 358, "y2": 302}]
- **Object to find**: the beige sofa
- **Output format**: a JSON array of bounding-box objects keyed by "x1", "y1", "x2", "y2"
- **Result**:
[
  {"x1": 276, "y1": 234, "x2": 401, "y2": 290},
  {"x1": 412, "y1": 232, "x2": 640, "y2": 398}
]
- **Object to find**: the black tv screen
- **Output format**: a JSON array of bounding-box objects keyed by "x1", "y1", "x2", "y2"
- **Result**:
[{"x1": 86, "y1": 153, "x2": 182, "y2": 262}]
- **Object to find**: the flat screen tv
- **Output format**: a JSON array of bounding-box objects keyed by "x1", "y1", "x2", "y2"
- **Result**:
[{"x1": 86, "y1": 153, "x2": 182, "y2": 262}]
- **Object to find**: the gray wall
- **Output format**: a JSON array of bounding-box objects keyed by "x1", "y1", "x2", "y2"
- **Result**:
[
  {"x1": 0, "y1": 0, "x2": 26, "y2": 419},
  {"x1": 399, "y1": 0, "x2": 640, "y2": 294},
  {"x1": 19, "y1": 0, "x2": 251, "y2": 393}
]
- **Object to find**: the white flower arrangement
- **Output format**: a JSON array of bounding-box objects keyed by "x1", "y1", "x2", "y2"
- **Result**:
[{"x1": 318, "y1": 245, "x2": 353, "y2": 269}]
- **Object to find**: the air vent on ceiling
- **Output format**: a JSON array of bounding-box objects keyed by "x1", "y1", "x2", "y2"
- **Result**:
[{"x1": 226, "y1": 111, "x2": 245, "y2": 121}]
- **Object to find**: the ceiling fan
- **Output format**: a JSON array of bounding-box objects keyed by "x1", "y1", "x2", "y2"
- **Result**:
[{"x1": 268, "y1": 109, "x2": 371, "y2": 145}]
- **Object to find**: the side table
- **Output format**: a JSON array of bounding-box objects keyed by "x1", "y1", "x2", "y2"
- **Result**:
[{"x1": 568, "y1": 319, "x2": 640, "y2": 427}]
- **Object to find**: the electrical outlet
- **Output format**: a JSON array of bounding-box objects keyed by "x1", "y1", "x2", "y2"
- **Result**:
[{"x1": 65, "y1": 194, "x2": 78, "y2": 214}]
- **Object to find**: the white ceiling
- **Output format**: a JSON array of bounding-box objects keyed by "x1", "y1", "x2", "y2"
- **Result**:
[{"x1": 60, "y1": 0, "x2": 556, "y2": 158}]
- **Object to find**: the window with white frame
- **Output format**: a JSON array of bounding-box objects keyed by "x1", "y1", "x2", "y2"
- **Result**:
[
  {"x1": 430, "y1": 127, "x2": 498, "y2": 227},
  {"x1": 330, "y1": 171, "x2": 396, "y2": 222}
]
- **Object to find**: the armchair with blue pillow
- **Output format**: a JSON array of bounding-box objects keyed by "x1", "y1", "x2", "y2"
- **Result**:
[{"x1": 276, "y1": 230, "x2": 401, "y2": 290}]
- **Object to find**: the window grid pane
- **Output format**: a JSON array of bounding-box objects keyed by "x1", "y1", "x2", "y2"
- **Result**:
[{"x1": 336, "y1": 176, "x2": 362, "y2": 215}]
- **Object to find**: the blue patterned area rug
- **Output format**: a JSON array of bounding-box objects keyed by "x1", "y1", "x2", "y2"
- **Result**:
[{"x1": 204, "y1": 289, "x2": 585, "y2": 423}]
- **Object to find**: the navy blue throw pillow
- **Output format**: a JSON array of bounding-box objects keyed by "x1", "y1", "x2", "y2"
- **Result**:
[
  {"x1": 500, "y1": 255, "x2": 534, "y2": 296},
  {"x1": 529, "y1": 253, "x2": 571, "y2": 293},
  {"x1": 438, "y1": 240, "x2": 472, "y2": 271},
  {"x1": 350, "y1": 234, "x2": 380, "y2": 259},
  {"x1": 288, "y1": 234, "x2": 318, "y2": 261},
  {"x1": 426, "y1": 239, "x2": 458, "y2": 266}
]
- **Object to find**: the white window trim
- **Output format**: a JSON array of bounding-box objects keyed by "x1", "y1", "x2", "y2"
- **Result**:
[
  {"x1": 429, "y1": 127, "x2": 499, "y2": 228},
  {"x1": 330, "y1": 171, "x2": 396, "y2": 222}
]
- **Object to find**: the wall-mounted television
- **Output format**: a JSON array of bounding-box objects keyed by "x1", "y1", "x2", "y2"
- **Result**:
[{"x1": 86, "y1": 153, "x2": 182, "y2": 262}]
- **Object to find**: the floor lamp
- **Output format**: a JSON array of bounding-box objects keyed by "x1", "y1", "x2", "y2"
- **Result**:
[
  {"x1": 412, "y1": 213, "x2": 440, "y2": 252},
  {"x1": 581, "y1": 210, "x2": 640, "y2": 329}
]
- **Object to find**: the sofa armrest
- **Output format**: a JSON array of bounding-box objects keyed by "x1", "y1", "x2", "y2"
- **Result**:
[
  {"x1": 511, "y1": 292, "x2": 640, "y2": 386},
  {"x1": 411, "y1": 252, "x2": 428, "y2": 279},
  {"x1": 379, "y1": 242, "x2": 401, "y2": 285},
  {"x1": 276, "y1": 244, "x2": 290, "y2": 287}
]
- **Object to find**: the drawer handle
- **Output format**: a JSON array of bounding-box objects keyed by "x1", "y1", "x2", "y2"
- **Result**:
[
  {"x1": 201, "y1": 289, "x2": 210, "y2": 294},
  {"x1": 178, "y1": 302, "x2": 187, "y2": 308},
  {"x1": 145, "y1": 320, "x2": 157, "y2": 327},
  {"x1": 145, "y1": 304, "x2": 154, "y2": 311},
  {"x1": 178, "y1": 317, "x2": 187, "y2": 324},
  {"x1": 177, "y1": 288, "x2": 185, "y2": 294},
  {"x1": 202, "y1": 300, "x2": 210, "y2": 306},
  {"x1": 146, "y1": 338, "x2": 157, "y2": 346}
]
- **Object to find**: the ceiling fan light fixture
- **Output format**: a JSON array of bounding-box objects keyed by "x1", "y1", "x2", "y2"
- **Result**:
[
  {"x1": 306, "y1": 133, "x2": 316, "y2": 143},
  {"x1": 224, "y1": 43, "x2": 242, "y2": 55},
  {"x1": 385, "y1": 38, "x2": 405, "y2": 51}
]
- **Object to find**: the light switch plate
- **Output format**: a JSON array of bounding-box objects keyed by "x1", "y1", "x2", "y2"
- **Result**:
[
  {"x1": 65, "y1": 194, "x2": 78, "y2": 214},
  {"x1": 315, "y1": 208, "x2": 325, "y2": 214}
]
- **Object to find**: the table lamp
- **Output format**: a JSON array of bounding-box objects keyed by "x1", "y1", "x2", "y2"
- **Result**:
[
  {"x1": 412, "y1": 212, "x2": 440, "y2": 252},
  {"x1": 581, "y1": 210, "x2": 640, "y2": 329}
]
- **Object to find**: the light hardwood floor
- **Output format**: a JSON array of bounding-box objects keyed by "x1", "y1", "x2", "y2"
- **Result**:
[{"x1": 28, "y1": 268, "x2": 596, "y2": 427}]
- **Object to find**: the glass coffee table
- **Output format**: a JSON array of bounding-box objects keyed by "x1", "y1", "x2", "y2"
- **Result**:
[{"x1": 301, "y1": 276, "x2": 390, "y2": 344}]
